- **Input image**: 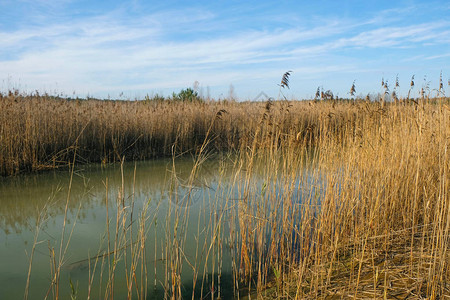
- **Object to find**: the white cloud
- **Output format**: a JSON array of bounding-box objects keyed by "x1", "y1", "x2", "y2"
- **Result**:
[
  {"x1": 425, "y1": 53, "x2": 450, "y2": 60},
  {"x1": 1, "y1": 5, "x2": 449, "y2": 98},
  {"x1": 333, "y1": 22, "x2": 450, "y2": 48}
]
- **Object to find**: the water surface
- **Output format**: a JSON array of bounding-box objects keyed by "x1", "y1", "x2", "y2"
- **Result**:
[
  {"x1": 0, "y1": 157, "x2": 236, "y2": 299},
  {"x1": 0, "y1": 154, "x2": 317, "y2": 299}
]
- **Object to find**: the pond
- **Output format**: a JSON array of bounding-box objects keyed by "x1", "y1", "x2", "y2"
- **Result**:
[
  {"x1": 0, "y1": 156, "x2": 243, "y2": 299},
  {"x1": 0, "y1": 153, "x2": 318, "y2": 299}
]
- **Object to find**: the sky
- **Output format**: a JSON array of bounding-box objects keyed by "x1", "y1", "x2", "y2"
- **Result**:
[{"x1": 0, "y1": 0, "x2": 449, "y2": 100}]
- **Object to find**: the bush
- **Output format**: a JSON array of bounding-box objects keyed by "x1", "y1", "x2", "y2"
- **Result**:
[{"x1": 172, "y1": 88, "x2": 201, "y2": 102}]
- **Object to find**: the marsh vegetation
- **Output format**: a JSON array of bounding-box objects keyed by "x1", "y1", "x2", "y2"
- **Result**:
[{"x1": 0, "y1": 87, "x2": 449, "y2": 299}]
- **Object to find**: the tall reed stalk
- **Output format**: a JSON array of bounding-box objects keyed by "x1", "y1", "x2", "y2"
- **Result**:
[{"x1": 18, "y1": 95, "x2": 449, "y2": 299}]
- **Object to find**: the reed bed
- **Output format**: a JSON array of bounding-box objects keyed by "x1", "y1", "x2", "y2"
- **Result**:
[
  {"x1": 1, "y1": 92, "x2": 370, "y2": 176},
  {"x1": 7, "y1": 92, "x2": 449, "y2": 298},
  {"x1": 229, "y1": 99, "x2": 449, "y2": 299}
]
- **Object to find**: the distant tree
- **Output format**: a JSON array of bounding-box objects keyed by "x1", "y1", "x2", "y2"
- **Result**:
[{"x1": 172, "y1": 88, "x2": 202, "y2": 102}]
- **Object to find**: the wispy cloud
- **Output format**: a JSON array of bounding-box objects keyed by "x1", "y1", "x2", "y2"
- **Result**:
[
  {"x1": 1, "y1": 1, "x2": 449, "y2": 98},
  {"x1": 425, "y1": 53, "x2": 450, "y2": 60},
  {"x1": 333, "y1": 22, "x2": 450, "y2": 48}
]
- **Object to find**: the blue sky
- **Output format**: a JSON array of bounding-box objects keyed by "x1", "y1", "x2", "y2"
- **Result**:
[{"x1": 1, "y1": 0, "x2": 449, "y2": 100}]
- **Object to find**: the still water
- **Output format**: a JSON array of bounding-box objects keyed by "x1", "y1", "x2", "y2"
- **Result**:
[{"x1": 0, "y1": 157, "x2": 238, "y2": 299}]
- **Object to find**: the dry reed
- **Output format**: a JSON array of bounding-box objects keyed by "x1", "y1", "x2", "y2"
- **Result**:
[{"x1": 10, "y1": 91, "x2": 449, "y2": 299}]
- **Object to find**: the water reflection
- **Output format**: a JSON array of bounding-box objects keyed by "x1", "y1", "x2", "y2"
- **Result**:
[
  {"x1": 0, "y1": 154, "x2": 316, "y2": 299},
  {"x1": 0, "y1": 156, "x2": 230, "y2": 299},
  {"x1": 0, "y1": 157, "x2": 223, "y2": 235}
]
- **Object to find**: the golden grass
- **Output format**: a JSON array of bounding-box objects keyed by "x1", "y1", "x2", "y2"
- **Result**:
[
  {"x1": 232, "y1": 99, "x2": 449, "y2": 299},
  {"x1": 1, "y1": 93, "x2": 366, "y2": 176},
  {"x1": 6, "y1": 91, "x2": 448, "y2": 298}
]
